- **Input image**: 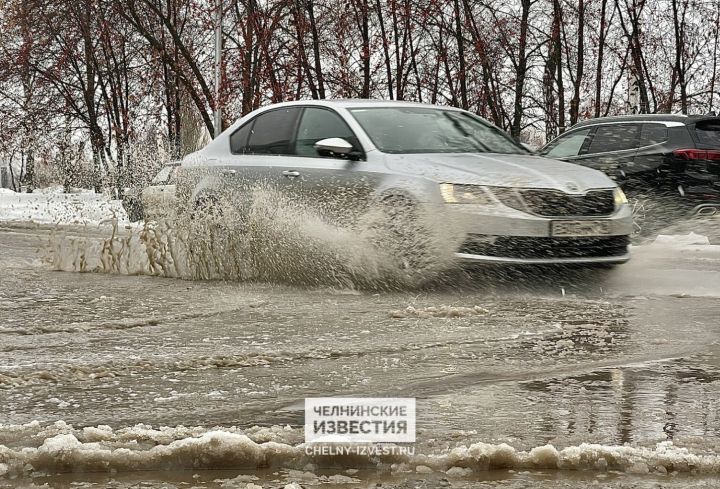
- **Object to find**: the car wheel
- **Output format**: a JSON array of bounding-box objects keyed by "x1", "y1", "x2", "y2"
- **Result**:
[
  {"x1": 192, "y1": 195, "x2": 223, "y2": 220},
  {"x1": 123, "y1": 197, "x2": 144, "y2": 222},
  {"x1": 376, "y1": 195, "x2": 432, "y2": 271}
]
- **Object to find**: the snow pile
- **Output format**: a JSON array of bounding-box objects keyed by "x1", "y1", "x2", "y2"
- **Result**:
[
  {"x1": 2, "y1": 421, "x2": 720, "y2": 478},
  {"x1": 390, "y1": 305, "x2": 489, "y2": 319},
  {"x1": 32, "y1": 185, "x2": 95, "y2": 195},
  {"x1": 653, "y1": 232, "x2": 711, "y2": 246},
  {"x1": 428, "y1": 441, "x2": 720, "y2": 474},
  {"x1": 0, "y1": 189, "x2": 128, "y2": 225}
]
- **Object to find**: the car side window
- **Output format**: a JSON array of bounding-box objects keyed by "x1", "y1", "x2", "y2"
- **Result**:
[
  {"x1": 295, "y1": 108, "x2": 359, "y2": 157},
  {"x1": 229, "y1": 122, "x2": 252, "y2": 154},
  {"x1": 640, "y1": 123, "x2": 668, "y2": 146},
  {"x1": 584, "y1": 124, "x2": 640, "y2": 154},
  {"x1": 544, "y1": 128, "x2": 592, "y2": 158},
  {"x1": 246, "y1": 107, "x2": 301, "y2": 155}
]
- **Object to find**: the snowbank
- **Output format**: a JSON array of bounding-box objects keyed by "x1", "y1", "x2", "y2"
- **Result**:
[
  {"x1": 653, "y1": 232, "x2": 711, "y2": 246},
  {"x1": 2, "y1": 421, "x2": 720, "y2": 478},
  {"x1": 0, "y1": 189, "x2": 128, "y2": 226}
]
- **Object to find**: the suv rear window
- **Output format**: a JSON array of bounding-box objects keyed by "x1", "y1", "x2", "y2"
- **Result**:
[
  {"x1": 585, "y1": 124, "x2": 641, "y2": 154},
  {"x1": 694, "y1": 120, "x2": 720, "y2": 147},
  {"x1": 640, "y1": 123, "x2": 667, "y2": 146}
]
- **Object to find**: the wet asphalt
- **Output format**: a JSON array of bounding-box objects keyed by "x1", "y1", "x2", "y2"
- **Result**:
[{"x1": 1, "y1": 221, "x2": 720, "y2": 488}]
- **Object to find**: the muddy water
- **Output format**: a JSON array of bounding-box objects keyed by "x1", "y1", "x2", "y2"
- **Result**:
[{"x1": 1, "y1": 216, "x2": 720, "y2": 487}]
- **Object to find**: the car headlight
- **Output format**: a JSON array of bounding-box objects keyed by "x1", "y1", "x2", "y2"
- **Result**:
[
  {"x1": 613, "y1": 187, "x2": 628, "y2": 206},
  {"x1": 440, "y1": 183, "x2": 493, "y2": 204}
]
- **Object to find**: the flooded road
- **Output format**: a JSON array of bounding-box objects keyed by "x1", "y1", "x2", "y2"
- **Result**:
[{"x1": 1, "y1": 222, "x2": 720, "y2": 488}]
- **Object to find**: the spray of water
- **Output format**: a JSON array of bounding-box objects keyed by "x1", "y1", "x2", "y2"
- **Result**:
[{"x1": 45, "y1": 185, "x2": 463, "y2": 290}]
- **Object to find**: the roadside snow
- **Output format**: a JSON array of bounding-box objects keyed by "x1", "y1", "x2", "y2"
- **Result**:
[
  {"x1": 0, "y1": 189, "x2": 128, "y2": 226},
  {"x1": 653, "y1": 231, "x2": 711, "y2": 246},
  {"x1": 2, "y1": 421, "x2": 720, "y2": 477},
  {"x1": 610, "y1": 234, "x2": 720, "y2": 297}
]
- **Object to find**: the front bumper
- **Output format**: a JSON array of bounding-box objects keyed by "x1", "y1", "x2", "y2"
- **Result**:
[
  {"x1": 456, "y1": 253, "x2": 630, "y2": 265},
  {"x1": 443, "y1": 202, "x2": 633, "y2": 265}
]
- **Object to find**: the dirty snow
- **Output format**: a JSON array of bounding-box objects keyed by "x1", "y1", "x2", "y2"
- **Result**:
[
  {"x1": 1, "y1": 422, "x2": 720, "y2": 478},
  {"x1": 0, "y1": 189, "x2": 128, "y2": 225},
  {"x1": 653, "y1": 232, "x2": 711, "y2": 246},
  {"x1": 390, "y1": 305, "x2": 489, "y2": 318}
]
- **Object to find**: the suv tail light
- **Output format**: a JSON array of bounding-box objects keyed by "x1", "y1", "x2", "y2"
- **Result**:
[{"x1": 673, "y1": 149, "x2": 720, "y2": 160}]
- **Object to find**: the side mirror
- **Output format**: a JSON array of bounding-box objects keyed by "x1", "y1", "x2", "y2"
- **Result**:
[{"x1": 314, "y1": 137, "x2": 354, "y2": 156}]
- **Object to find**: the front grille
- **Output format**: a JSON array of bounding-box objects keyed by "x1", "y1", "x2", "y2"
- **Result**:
[
  {"x1": 521, "y1": 189, "x2": 615, "y2": 217},
  {"x1": 459, "y1": 235, "x2": 629, "y2": 259}
]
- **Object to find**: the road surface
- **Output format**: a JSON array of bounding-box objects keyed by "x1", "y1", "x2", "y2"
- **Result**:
[{"x1": 1, "y1": 219, "x2": 720, "y2": 488}]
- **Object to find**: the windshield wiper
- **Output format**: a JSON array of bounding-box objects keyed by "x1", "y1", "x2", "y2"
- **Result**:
[{"x1": 442, "y1": 112, "x2": 491, "y2": 153}]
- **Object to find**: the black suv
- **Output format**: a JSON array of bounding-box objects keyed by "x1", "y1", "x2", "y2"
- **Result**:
[{"x1": 540, "y1": 115, "x2": 720, "y2": 233}]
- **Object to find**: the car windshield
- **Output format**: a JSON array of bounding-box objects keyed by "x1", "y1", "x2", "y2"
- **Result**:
[{"x1": 348, "y1": 107, "x2": 526, "y2": 154}]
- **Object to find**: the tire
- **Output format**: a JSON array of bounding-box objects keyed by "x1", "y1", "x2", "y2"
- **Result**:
[
  {"x1": 123, "y1": 197, "x2": 144, "y2": 222},
  {"x1": 376, "y1": 195, "x2": 431, "y2": 271},
  {"x1": 192, "y1": 194, "x2": 223, "y2": 220}
]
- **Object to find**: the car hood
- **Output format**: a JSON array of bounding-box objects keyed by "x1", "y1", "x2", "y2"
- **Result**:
[{"x1": 384, "y1": 153, "x2": 616, "y2": 191}]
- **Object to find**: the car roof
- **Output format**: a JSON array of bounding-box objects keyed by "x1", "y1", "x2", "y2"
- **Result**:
[
  {"x1": 260, "y1": 99, "x2": 463, "y2": 110},
  {"x1": 572, "y1": 113, "x2": 719, "y2": 128}
]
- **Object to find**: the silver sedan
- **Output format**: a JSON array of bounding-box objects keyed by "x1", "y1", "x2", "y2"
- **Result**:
[{"x1": 180, "y1": 100, "x2": 632, "y2": 265}]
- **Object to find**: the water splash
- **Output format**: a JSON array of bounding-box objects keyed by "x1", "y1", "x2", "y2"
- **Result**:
[{"x1": 45, "y1": 186, "x2": 462, "y2": 290}]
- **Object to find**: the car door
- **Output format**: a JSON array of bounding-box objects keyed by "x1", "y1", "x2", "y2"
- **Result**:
[
  {"x1": 626, "y1": 123, "x2": 672, "y2": 189},
  {"x1": 141, "y1": 163, "x2": 180, "y2": 217},
  {"x1": 218, "y1": 106, "x2": 302, "y2": 207},
  {"x1": 568, "y1": 123, "x2": 642, "y2": 184},
  {"x1": 279, "y1": 106, "x2": 380, "y2": 224}
]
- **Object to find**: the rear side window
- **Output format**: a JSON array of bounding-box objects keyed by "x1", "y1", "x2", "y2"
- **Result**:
[
  {"x1": 640, "y1": 123, "x2": 667, "y2": 146},
  {"x1": 585, "y1": 124, "x2": 640, "y2": 154},
  {"x1": 544, "y1": 128, "x2": 592, "y2": 158},
  {"x1": 230, "y1": 123, "x2": 252, "y2": 154},
  {"x1": 694, "y1": 120, "x2": 720, "y2": 147},
  {"x1": 246, "y1": 107, "x2": 301, "y2": 155}
]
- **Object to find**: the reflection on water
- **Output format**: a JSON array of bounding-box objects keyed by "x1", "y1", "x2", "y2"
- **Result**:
[{"x1": 519, "y1": 358, "x2": 720, "y2": 447}]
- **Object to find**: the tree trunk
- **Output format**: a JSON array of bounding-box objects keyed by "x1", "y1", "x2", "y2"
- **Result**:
[
  {"x1": 594, "y1": 0, "x2": 607, "y2": 118},
  {"x1": 511, "y1": 0, "x2": 531, "y2": 138},
  {"x1": 453, "y1": 0, "x2": 468, "y2": 109},
  {"x1": 569, "y1": 0, "x2": 585, "y2": 125},
  {"x1": 671, "y1": 0, "x2": 688, "y2": 113}
]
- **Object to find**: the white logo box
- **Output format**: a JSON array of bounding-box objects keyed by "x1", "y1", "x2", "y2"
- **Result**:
[{"x1": 305, "y1": 397, "x2": 416, "y2": 443}]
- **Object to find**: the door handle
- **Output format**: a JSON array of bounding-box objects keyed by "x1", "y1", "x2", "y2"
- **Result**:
[{"x1": 282, "y1": 170, "x2": 300, "y2": 178}]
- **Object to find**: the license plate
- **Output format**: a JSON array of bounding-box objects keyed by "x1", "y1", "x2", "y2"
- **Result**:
[{"x1": 551, "y1": 220, "x2": 612, "y2": 237}]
